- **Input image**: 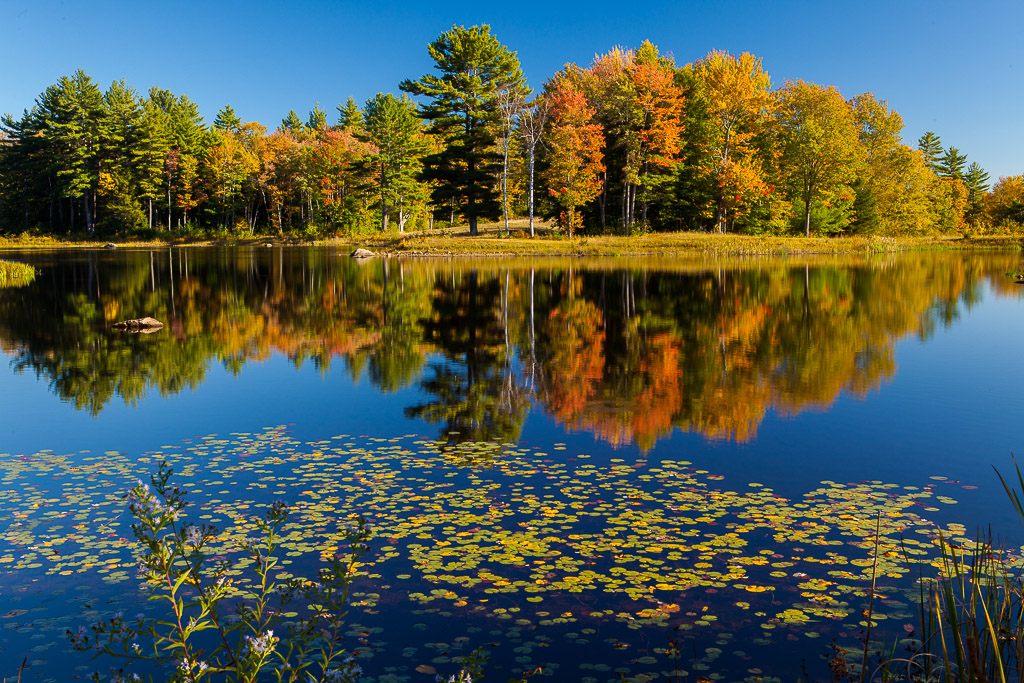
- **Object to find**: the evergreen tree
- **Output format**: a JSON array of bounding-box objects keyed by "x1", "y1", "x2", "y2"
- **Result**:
[
  {"x1": 337, "y1": 97, "x2": 363, "y2": 131},
  {"x1": 917, "y1": 131, "x2": 943, "y2": 172},
  {"x1": 133, "y1": 98, "x2": 171, "y2": 229},
  {"x1": 361, "y1": 93, "x2": 429, "y2": 233},
  {"x1": 848, "y1": 179, "x2": 879, "y2": 234},
  {"x1": 938, "y1": 146, "x2": 967, "y2": 180},
  {"x1": 39, "y1": 70, "x2": 107, "y2": 232},
  {"x1": 307, "y1": 103, "x2": 327, "y2": 131},
  {"x1": 280, "y1": 110, "x2": 304, "y2": 134},
  {"x1": 963, "y1": 161, "x2": 990, "y2": 227},
  {"x1": 213, "y1": 105, "x2": 242, "y2": 133},
  {"x1": 400, "y1": 24, "x2": 525, "y2": 235}
]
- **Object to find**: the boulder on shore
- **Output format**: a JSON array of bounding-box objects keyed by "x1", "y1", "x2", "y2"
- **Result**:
[
  {"x1": 350, "y1": 248, "x2": 376, "y2": 259},
  {"x1": 111, "y1": 317, "x2": 164, "y2": 333}
]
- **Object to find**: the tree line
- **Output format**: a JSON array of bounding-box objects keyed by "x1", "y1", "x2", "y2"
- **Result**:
[{"x1": 1, "y1": 25, "x2": 1022, "y2": 238}]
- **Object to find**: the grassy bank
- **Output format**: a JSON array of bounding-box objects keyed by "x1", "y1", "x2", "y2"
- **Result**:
[{"x1": 2, "y1": 220, "x2": 1022, "y2": 256}]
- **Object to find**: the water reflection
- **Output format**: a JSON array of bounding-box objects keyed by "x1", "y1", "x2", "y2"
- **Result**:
[{"x1": 0, "y1": 249, "x2": 1017, "y2": 446}]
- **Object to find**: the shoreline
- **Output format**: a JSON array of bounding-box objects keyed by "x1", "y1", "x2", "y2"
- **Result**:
[{"x1": 1, "y1": 227, "x2": 1021, "y2": 256}]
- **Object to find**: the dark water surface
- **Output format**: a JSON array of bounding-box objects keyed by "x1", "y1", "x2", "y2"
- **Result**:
[{"x1": 1, "y1": 247, "x2": 1023, "y2": 682}]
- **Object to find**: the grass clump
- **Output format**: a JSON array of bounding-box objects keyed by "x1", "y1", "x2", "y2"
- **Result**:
[{"x1": 0, "y1": 260, "x2": 35, "y2": 288}]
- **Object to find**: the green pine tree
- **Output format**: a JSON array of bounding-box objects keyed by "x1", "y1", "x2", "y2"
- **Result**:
[
  {"x1": 400, "y1": 24, "x2": 525, "y2": 235},
  {"x1": 213, "y1": 105, "x2": 242, "y2": 133},
  {"x1": 337, "y1": 97, "x2": 363, "y2": 131},
  {"x1": 917, "y1": 131, "x2": 943, "y2": 173},
  {"x1": 938, "y1": 146, "x2": 968, "y2": 180},
  {"x1": 361, "y1": 93, "x2": 429, "y2": 233}
]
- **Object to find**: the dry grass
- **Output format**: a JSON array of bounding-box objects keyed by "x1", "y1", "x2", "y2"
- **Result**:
[{"x1": 1, "y1": 219, "x2": 1020, "y2": 256}]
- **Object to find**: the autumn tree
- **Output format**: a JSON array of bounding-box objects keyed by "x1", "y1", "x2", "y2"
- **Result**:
[
  {"x1": 542, "y1": 70, "x2": 605, "y2": 236},
  {"x1": 774, "y1": 80, "x2": 861, "y2": 236},
  {"x1": 401, "y1": 25, "x2": 526, "y2": 235},
  {"x1": 986, "y1": 175, "x2": 1024, "y2": 229},
  {"x1": 691, "y1": 50, "x2": 773, "y2": 232}
]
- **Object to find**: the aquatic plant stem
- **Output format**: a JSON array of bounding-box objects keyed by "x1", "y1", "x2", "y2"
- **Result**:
[{"x1": 860, "y1": 511, "x2": 881, "y2": 683}]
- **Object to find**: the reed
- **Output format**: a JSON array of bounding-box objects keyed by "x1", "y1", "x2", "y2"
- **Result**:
[{"x1": 868, "y1": 460, "x2": 1024, "y2": 682}]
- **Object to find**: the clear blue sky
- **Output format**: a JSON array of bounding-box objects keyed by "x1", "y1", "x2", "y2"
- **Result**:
[{"x1": 2, "y1": 0, "x2": 1020, "y2": 180}]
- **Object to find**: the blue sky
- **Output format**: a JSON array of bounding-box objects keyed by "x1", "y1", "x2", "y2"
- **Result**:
[{"x1": 2, "y1": 0, "x2": 1021, "y2": 180}]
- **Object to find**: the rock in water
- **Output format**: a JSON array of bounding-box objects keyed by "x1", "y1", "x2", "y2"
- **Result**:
[
  {"x1": 350, "y1": 248, "x2": 376, "y2": 259},
  {"x1": 111, "y1": 317, "x2": 164, "y2": 332}
]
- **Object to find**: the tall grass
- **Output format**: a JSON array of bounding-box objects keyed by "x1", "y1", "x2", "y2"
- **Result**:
[
  {"x1": 867, "y1": 462, "x2": 1024, "y2": 682},
  {"x1": 0, "y1": 260, "x2": 35, "y2": 288}
]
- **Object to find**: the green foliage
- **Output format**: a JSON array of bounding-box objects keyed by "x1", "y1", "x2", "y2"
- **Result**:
[
  {"x1": 917, "y1": 131, "x2": 943, "y2": 172},
  {"x1": 213, "y1": 106, "x2": 242, "y2": 133},
  {"x1": 68, "y1": 461, "x2": 371, "y2": 682},
  {"x1": 0, "y1": 46, "x2": 1010, "y2": 238},
  {"x1": 400, "y1": 24, "x2": 526, "y2": 235},
  {"x1": 848, "y1": 179, "x2": 879, "y2": 235},
  {"x1": 361, "y1": 93, "x2": 429, "y2": 232},
  {"x1": 938, "y1": 145, "x2": 968, "y2": 180}
]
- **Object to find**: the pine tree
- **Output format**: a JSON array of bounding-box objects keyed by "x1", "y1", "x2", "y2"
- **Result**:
[
  {"x1": 917, "y1": 131, "x2": 943, "y2": 172},
  {"x1": 400, "y1": 24, "x2": 525, "y2": 235},
  {"x1": 337, "y1": 97, "x2": 363, "y2": 131},
  {"x1": 39, "y1": 70, "x2": 107, "y2": 232},
  {"x1": 307, "y1": 103, "x2": 327, "y2": 131},
  {"x1": 213, "y1": 105, "x2": 243, "y2": 133},
  {"x1": 361, "y1": 93, "x2": 428, "y2": 233},
  {"x1": 938, "y1": 146, "x2": 967, "y2": 180},
  {"x1": 848, "y1": 179, "x2": 879, "y2": 234},
  {"x1": 280, "y1": 110, "x2": 304, "y2": 134},
  {"x1": 963, "y1": 161, "x2": 990, "y2": 227}
]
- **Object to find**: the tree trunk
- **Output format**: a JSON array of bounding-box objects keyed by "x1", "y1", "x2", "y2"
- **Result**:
[
  {"x1": 84, "y1": 193, "x2": 93, "y2": 234},
  {"x1": 804, "y1": 197, "x2": 811, "y2": 237},
  {"x1": 502, "y1": 142, "x2": 510, "y2": 236},
  {"x1": 528, "y1": 143, "x2": 536, "y2": 237},
  {"x1": 468, "y1": 214, "x2": 478, "y2": 236}
]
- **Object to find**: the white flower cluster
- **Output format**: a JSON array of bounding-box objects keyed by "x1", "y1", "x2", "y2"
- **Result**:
[
  {"x1": 242, "y1": 629, "x2": 277, "y2": 657},
  {"x1": 177, "y1": 657, "x2": 209, "y2": 674}
]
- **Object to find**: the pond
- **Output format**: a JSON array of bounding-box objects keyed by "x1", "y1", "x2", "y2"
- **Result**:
[{"x1": 1, "y1": 247, "x2": 1023, "y2": 682}]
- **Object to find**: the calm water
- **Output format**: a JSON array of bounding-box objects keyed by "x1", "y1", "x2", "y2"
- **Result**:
[{"x1": 1, "y1": 247, "x2": 1023, "y2": 682}]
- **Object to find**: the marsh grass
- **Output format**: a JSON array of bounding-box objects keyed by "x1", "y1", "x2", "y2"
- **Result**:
[
  {"x1": 2, "y1": 222, "x2": 1020, "y2": 256},
  {"x1": 865, "y1": 461, "x2": 1024, "y2": 682},
  {"x1": 0, "y1": 260, "x2": 35, "y2": 288}
]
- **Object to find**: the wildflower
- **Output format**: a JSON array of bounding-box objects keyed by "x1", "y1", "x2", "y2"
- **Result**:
[{"x1": 242, "y1": 629, "x2": 277, "y2": 657}]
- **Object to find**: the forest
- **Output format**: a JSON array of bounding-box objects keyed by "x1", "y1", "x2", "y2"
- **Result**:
[{"x1": 1, "y1": 25, "x2": 1022, "y2": 239}]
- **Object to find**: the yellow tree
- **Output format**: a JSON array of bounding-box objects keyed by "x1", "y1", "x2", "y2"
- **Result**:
[
  {"x1": 775, "y1": 80, "x2": 862, "y2": 236},
  {"x1": 692, "y1": 50, "x2": 773, "y2": 232},
  {"x1": 205, "y1": 128, "x2": 258, "y2": 231},
  {"x1": 986, "y1": 175, "x2": 1024, "y2": 229},
  {"x1": 543, "y1": 71, "x2": 605, "y2": 236},
  {"x1": 849, "y1": 92, "x2": 904, "y2": 231}
]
